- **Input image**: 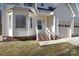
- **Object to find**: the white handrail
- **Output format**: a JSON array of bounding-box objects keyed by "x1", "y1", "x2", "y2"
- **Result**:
[
  {"x1": 45, "y1": 27, "x2": 51, "y2": 40},
  {"x1": 51, "y1": 33, "x2": 55, "y2": 40},
  {"x1": 48, "y1": 27, "x2": 56, "y2": 40},
  {"x1": 46, "y1": 27, "x2": 51, "y2": 34},
  {"x1": 50, "y1": 30, "x2": 55, "y2": 40},
  {"x1": 45, "y1": 27, "x2": 56, "y2": 40},
  {"x1": 36, "y1": 26, "x2": 56, "y2": 41}
]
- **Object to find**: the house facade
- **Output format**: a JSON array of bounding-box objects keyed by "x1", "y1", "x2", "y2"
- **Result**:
[
  {"x1": 2, "y1": 3, "x2": 57, "y2": 41},
  {"x1": 1, "y1": 3, "x2": 79, "y2": 41}
]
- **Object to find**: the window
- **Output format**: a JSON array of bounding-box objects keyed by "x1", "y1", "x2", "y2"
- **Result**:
[
  {"x1": 9, "y1": 15, "x2": 11, "y2": 28},
  {"x1": 74, "y1": 25, "x2": 79, "y2": 28},
  {"x1": 28, "y1": 3, "x2": 32, "y2": 7},
  {"x1": 30, "y1": 17, "x2": 32, "y2": 28},
  {"x1": 41, "y1": 3, "x2": 44, "y2": 6},
  {"x1": 37, "y1": 20, "x2": 42, "y2": 30},
  {"x1": 49, "y1": 7, "x2": 53, "y2": 11},
  {"x1": 15, "y1": 15, "x2": 26, "y2": 28},
  {"x1": 15, "y1": 3, "x2": 20, "y2": 6},
  {"x1": 24, "y1": 3, "x2": 32, "y2": 7},
  {"x1": 59, "y1": 24, "x2": 70, "y2": 27},
  {"x1": 24, "y1": 3, "x2": 27, "y2": 6}
]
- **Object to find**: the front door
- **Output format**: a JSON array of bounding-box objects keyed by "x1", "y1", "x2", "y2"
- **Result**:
[{"x1": 37, "y1": 20, "x2": 45, "y2": 34}]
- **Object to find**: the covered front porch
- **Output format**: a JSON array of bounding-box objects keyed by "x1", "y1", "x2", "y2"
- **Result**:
[{"x1": 36, "y1": 13, "x2": 57, "y2": 41}]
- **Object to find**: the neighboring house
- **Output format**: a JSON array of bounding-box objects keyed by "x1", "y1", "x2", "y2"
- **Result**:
[
  {"x1": 1, "y1": 3, "x2": 79, "y2": 41},
  {"x1": 54, "y1": 3, "x2": 79, "y2": 38}
]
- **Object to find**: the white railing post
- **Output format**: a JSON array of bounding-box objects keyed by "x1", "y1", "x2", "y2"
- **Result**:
[
  {"x1": 49, "y1": 33, "x2": 51, "y2": 40},
  {"x1": 51, "y1": 28, "x2": 55, "y2": 40},
  {"x1": 36, "y1": 27, "x2": 39, "y2": 41},
  {"x1": 45, "y1": 27, "x2": 56, "y2": 40}
]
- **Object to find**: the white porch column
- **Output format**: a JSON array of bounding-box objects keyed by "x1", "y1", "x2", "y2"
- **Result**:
[
  {"x1": 36, "y1": 26, "x2": 39, "y2": 41},
  {"x1": 70, "y1": 17, "x2": 75, "y2": 37},
  {"x1": 55, "y1": 17, "x2": 59, "y2": 36},
  {"x1": 67, "y1": 27, "x2": 71, "y2": 38},
  {"x1": 28, "y1": 12, "x2": 30, "y2": 36},
  {"x1": 52, "y1": 15, "x2": 55, "y2": 34},
  {"x1": 57, "y1": 18, "x2": 59, "y2": 35},
  {"x1": 52, "y1": 15, "x2": 59, "y2": 36},
  {"x1": 35, "y1": 16, "x2": 39, "y2": 41}
]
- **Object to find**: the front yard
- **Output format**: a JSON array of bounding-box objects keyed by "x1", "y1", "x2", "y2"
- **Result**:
[{"x1": 0, "y1": 40, "x2": 79, "y2": 56}]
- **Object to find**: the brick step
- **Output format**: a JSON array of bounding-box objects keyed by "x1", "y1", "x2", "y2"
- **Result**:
[
  {"x1": 38, "y1": 34, "x2": 49, "y2": 41},
  {"x1": 38, "y1": 34, "x2": 61, "y2": 41},
  {"x1": 51, "y1": 34, "x2": 61, "y2": 40}
]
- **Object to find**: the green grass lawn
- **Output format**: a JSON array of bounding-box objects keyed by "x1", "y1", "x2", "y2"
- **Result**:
[{"x1": 0, "y1": 40, "x2": 79, "y2": 56}]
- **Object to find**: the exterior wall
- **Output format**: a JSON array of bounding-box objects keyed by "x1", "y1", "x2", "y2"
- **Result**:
[
  {"x1": 46, "y1": 16, "x2": 53, "y2": 27},
  {"x1": 74, "y1": 28, "x2": 79, "y2": 35},
  {"x1": 58, "y1": 21, "x2": 71, "y2": 38},
  {"x1": 55, "y1": 4, "x2": 72, "y2": 22},
  {"x1": 27, "y1": 12, "x2": 36, "y2": 36},
  {"x1": 55, "y1": 3, "x2": 73, "y2": 38},
  {"x1": 2, "y1": 10, "x2": 8, "y2": 36},
  {"x1": 59, "y1": 27, "x2": 69, "y2": 38},
  {"x1": 46, "y1": 15, "x2": 54, "y2": 34},
  {"x1": 74, "y1": 22, "x2": 79, "y2": 36},
  {"x1": 70, "y1": 4, "x2": 79, "y2": 17}
]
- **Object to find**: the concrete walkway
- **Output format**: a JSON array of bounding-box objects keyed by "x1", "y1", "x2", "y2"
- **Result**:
[
  {"x1": 69, "y1": 37, "x2": 79, "y2": 46},
  {"x1": 39, "y1": 37, "x2": 79, "y2": 46}
]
